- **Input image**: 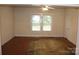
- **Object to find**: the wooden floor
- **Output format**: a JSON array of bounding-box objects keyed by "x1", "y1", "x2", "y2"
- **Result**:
[{"x1": 2, "y1": 37, "x2": 76, "y2": 55}]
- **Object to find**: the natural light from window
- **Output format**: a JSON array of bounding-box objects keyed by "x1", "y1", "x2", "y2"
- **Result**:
[
  {"x1": 32, "y1": 14, "x2": 52, "y2": 31},
  {"x1": 32, "y1": 15, "x2": 41, "y2": 31}
]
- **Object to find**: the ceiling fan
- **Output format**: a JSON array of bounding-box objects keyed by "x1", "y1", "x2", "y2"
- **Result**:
[
  {"x1": 42, "y1": 5, "x2": 55, "y2": 11},
  {"x1": 31, "y1": 4, "x2": 55, "y2": 11}
]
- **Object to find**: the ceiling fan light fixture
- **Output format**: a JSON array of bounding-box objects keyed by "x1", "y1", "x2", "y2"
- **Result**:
[{"x1": 42, "y1": 7, "x2": 48, "y2": 11}]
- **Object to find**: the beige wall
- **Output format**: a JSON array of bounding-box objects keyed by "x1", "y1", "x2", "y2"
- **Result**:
[
  {"x1": 14, "y1": 7, "x2": 65, "y2": 37},
  {"x1": 76, "y1": 9, "x2": 79, "y2": 55},
  {"x1": 0, "y1": 34, "x2": 1, "y2": 54},
  {"x1": 64, "y1": 8, "x2": 78, "y2": 44},
  {"x1": 0, "y1": 6, "x2": 14, "y2": 45},
  {"x1": 0, "y1": 7, "x2": 2, "y2": 54}
]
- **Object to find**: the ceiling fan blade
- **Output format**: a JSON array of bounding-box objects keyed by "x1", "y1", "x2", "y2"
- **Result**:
[{"x1": 47, "y1": 7, "x2": 55, "y2": 9}]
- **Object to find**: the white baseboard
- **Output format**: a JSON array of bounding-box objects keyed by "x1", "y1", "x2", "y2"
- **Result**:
[{"x1": 15, "y1": 34, "x2": 64, "y2": 37}]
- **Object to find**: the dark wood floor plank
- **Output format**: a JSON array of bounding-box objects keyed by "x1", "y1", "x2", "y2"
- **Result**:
[{"x1": 2, "y1": 37, "x2": 76, "y2": 55}]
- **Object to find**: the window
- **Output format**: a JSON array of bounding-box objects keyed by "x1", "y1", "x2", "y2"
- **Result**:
[
  {"x1": 32, "y1": 14, "x2": 52, "y2": 31},
  {"x1": 43, "y1": 15, "x2": 52, "y2": 31},
  {"x1": 32, "y1": 15, "x2": 41, "y2": 31}
]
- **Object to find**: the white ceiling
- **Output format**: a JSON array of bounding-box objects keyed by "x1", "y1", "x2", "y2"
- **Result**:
[
  {"x1": 52, "y1": 4, "x2": 79, "y2": 7},
  {"x1": 0, "y1": 4, "x2": 79, "y2": 8},
  {"x1": 30, "y1": 4, "x2": 79, "y2": 7}
]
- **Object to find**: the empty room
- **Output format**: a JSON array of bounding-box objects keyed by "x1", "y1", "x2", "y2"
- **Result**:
[{"x1": 0, "y1": 4, "x2": 79, "y2": 55}]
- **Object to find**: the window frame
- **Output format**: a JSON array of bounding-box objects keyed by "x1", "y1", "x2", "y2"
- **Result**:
[
  {"x1": 31, "y1": 14, "x2": 41, "y2": 31},
  {"x1": 31, "y1": 13, "x2": 52, "y2": 32},
  {"x1": 42, "y1": 14, "x2": 52, "y2": 31}
]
